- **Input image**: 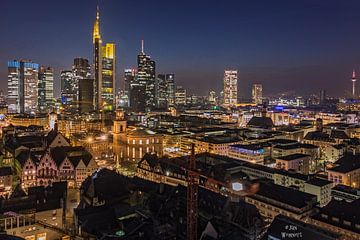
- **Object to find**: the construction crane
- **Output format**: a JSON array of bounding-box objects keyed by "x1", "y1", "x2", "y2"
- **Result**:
[
  {"x1": 187, "y1": 144, "x2": 198, "y2": 240},
  {"x1": 185, "y1": 146, "x2": 260, "y2": 240}
]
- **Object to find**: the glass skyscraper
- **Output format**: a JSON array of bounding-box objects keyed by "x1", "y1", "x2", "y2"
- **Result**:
[
  {"x1": 7, "y1": 60, "x2": 39, "y2": 114},
  {"x1": 137, "y1": 40, "x2": 156, "y2": 112},
  {"x1": 38, "y1": 66, "x2": 54, "y2": 113},
  {"x1": 93, "y1": 6, "x2": 115, "y2": 111}
]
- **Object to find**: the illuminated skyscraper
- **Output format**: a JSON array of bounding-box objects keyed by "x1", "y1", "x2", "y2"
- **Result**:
[
  {"x1": 137, "y1": 40, "x2": 156, "y2": 112},
  {"x1": 175, "y1": 86, "x2": 187, "y2": 105},
  {"x1": 38, "y1": 66, "x2": 54, "y2": 112},
  {"x1": 7, "y1": 60, "x2": 39, "y2": 114},
  {"x1": 252, "y1": 83, "x2": 263, "y2": 105},
  {"x1": 101, "y1": 43, "x2": 116, "y2": 110},
  {"x1": 92, "y1": 6, "x2": 116, "y2": 111},
  {"x1": 223, "y1": 70, "x2": 238, "y2": 106},
  {"x1": 157, "y1": 73, "x2": 175, "y2": 108},
  {"x1": 73, "y1": 58, "x2": 91, "y2": 79},
  {"x1": 208, "y1": 90, "x2": 216, "y2": 104},
  {"x1": 61, "y1": 70, "x2": 77, "y2": 111}
]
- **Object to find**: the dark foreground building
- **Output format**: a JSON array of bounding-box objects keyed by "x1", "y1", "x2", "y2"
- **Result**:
[{"x1": 74, "y1": 168, "x2": 263, "y2": 240}]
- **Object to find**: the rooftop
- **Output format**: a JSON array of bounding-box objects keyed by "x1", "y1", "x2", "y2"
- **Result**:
[{"x1": 277, "y1": 153, "x2": 310, "y2": 161}]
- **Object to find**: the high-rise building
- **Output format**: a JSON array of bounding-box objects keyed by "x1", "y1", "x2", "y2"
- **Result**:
[
  {"x1": 72, "y1": 58, "x2": 93, "y2": 112},
  {"x1": 208, "y1": 90, "x2": 216, "y2": 104},
  {"x1": 175, "y1": 86, "x2": 187, "y2": 106},
  {"x1": 223, "y1": 70, "x2": 238, "y2": 106},
  {"x1": 92, "y1": 6, "x2": 116, "y2": 111},
  {"x1": 79, "y1": 78, "x2": 94, "y2": 113},
  {"x1": 38, "y1": 66, "x2": 54, "y2": 112},
  {"x1": 73, "y1": 58, "x2": 91, "y2": 79},
  {"x1": 125, "y1": 68, "x2": 137, "y2": 109},
  {"x1": 319, "y1": 89, "x2": 326, "y2": 105},
  {"x1": 7, "y1": 61, "x2": 20, "y2": 113},
  {"x1": 101, "y1": 43, "x2": 116, "y2": 110},
  {"x1": 137, "y1": 40, "x2": 156, "y2": 112},
  {"x1": 7, "y1": 60, "x2": 39, "y2": 114},
  {"x1": 61, "y1": 70, "x2": 77, "y2": 112},
  {"x1": 252, "y1": 84, "x2": 263, "y2": 105},
  {"x1": 157, "y1": 73, "x2": 175, "y2": 109},
  {"x1": 166, "y1": 74, "x2": 175, "y2": 107}
]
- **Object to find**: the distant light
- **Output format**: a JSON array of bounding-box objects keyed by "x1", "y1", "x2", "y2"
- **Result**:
[
  {"x1": 232, "y1": 182, "x2": 243, "y2": 191},
  {"x1": 166, "y1": 171, "x2": 170, "y2": 176}
]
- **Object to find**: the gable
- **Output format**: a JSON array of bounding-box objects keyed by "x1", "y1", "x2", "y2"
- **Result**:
[
  {"x1": 49, "y1": 134, "x2": 70, "y2": 148},
  {"x1": 38, "y1": 152, "x2": 59, "y2": 170},
  {"x1": 59, "y1": 157, "x2": 74, "y2": 170}
]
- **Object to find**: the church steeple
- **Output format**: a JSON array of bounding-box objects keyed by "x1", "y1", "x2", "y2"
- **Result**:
[{"x1": 93, "y1": 5, "x2": 101, "y2": 44}]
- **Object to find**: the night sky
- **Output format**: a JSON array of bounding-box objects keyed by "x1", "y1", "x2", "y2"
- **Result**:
[{"x1": 2, "y1": 0, "x2": 360, "y2": 98}]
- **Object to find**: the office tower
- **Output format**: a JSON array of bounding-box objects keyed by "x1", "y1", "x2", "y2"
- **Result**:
[
  {"x1": 157, "y1": 73, "x2": 175, "y2": 109},
  {"x1": 7, "y1": 61, "x2": 20, "y2": 113},
  {"x1": 72, "y1": 58, "x2": 93, "y2": 112},
  {"x1": 93, "y1": 6, "x2": 102, "y2": 110},
  {"x1": 7, "y1": 60, "x2": 39, "y2": 114},
  {"x1": 175, "y1": 86, "x2": 187, "y2": 105},
  {"x1": 92, "y1": 6, "x2": 116, "y2": 111},
  {"x1": 101, "y1": 43, "x2": 116, "y2": 110},
  {"x1": 252, "y1": 84, "x2": 263, "y2": 105},
  {"x1": 351, "y1": 69, "x2": 357, "y2": 98},
  {"x1": 157, "y1": 74, "x2": 168, "y2": 109},
  {"x1": 73, "y1": 58, "x2": 91, "y2": 79},
  {"x1": 166, "y1": 74, "x2": 175, "y2": 107},
  {"x1": 319, "y1": 89, "x2": 326, "y2": 105},
  {"x1": 208, "y1": 90, "x2": 216, "y2": 104},
  {"x1": 124, "y1": 68, "x2": 137, "y2": 108},
  {"x1": 223, "y1": 70, "x2": 238, "y2": 106},
  {"x1": 61, "y1": 70, "x2": 77, "y2": 111},
  {"x1": 38, "y1": 66, "x2": 54, "y2": 112},
  {"x1": 137, "y1": 40, "x2": 156, "y2": 112},
  {"x1": 79, "y1": 78, "x2": 94, "y2": 113}
]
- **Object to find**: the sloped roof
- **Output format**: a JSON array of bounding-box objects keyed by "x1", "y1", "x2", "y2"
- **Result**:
[
  {"x1": 247, "y1": 116, "x2": 274, "y2": 129},
  {"x1": 15, "y1": 150, "x2": 39, "y2": 167},
  {"x1": 49, "y1": 146, "x2": 92, "y2": 167}
]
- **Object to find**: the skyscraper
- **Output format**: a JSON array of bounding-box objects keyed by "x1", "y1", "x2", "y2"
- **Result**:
[
  {"x1": 38, "y1": 66, "x2": 54, "y2": 112},
  {"x1": 157, "y1": 73, "x2": 175, "y2": 109},
  {"x1": 79, "y1": 78, "x2": 94, "y2": 113},
  {"x1": 223, "y1": 70, "x2": 238, "y2": 106},
  {"x1": 73, "y1": 58, "x2": 91, "y2": 79},
  {"x1": 72, "y1": 58, "x2": 93, "y2": 112},
  {"x1": 208, "y1": 90, "x2": 216, "y2": 104},
  {"x1": 101, "y1": 43, "x2": 116, "y2": 110},
  {"x1": 92, "y1": 6, "x2": 116, "y2": 111},
  {"x1": 252, "y1": 84, "x2": 263, "y2": 105},
  {"x1": 125, "y1": 68, "x2": 137, "y2": 109},
  {"x1": 137, "y1": 40, "x2": 156, "y2": 112},
  {"x1": 7, "y1": 60, "x2": 39, "y2": 114},
  {"x1": 175, "y1": 86, "x2": 187, "y2": 106},
  {"x1": 61, "y1": 70, "x2": 77, "y2": 112}
]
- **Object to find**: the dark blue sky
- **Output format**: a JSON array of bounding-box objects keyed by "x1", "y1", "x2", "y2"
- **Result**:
[{"x1": 1, "y1": 0, "x2": 360, "y2": 98}]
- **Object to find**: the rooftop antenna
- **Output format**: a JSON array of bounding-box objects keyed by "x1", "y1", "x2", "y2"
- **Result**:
[{"x1": 141, "y1": 39, "x2": 144, "y2": 53}]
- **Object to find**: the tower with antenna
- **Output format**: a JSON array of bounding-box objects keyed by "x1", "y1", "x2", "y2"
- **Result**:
[{"x1": 352, "y1": 69, "x2": 357, "y2": 98}]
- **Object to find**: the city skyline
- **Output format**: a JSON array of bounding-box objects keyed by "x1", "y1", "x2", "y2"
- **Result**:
[{"x1": 2, "y1": 0, "x2": 360, "y2": 97}]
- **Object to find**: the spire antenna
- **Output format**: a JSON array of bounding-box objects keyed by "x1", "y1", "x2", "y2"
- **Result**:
[{"x1": 141, "y1": 40, "x2": 144, "y2": 53}]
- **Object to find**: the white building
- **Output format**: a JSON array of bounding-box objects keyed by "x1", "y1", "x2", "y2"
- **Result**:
[{"x1": 223, "y1": 70, "x2": 238, "y2": 106}]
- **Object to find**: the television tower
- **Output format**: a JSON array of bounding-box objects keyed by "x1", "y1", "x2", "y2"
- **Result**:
[{"x1": 352, "y1": 69, "x2": 357, "y2": 98}]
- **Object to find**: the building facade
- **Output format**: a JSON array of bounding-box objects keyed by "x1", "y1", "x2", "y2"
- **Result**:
[
  {"x1": 252, "y1": 83, "x2": 263, "y2": 105},
  {"x1": 7, "y1": 60, "x2": 39, "y2": 114},
  {"x1": 223, "y1": 70, "x2": 238, "y2": 106},
  {"x1": 38, "y1": 66, "x2": 54, "y2": 113}
]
